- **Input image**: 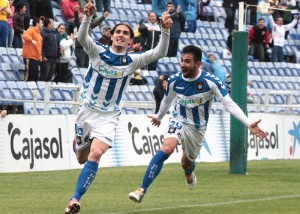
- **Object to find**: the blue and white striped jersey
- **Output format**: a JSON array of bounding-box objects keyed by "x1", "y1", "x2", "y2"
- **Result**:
[
  {"x1": 77, "y1": 16, "x2": 170, "y2": 112},
  {"x1": 163, "y1": 70, "x2": 228, "y2": 130}
]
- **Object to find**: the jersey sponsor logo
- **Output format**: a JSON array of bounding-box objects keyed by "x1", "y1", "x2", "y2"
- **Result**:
[
  {"x1": 98, "y1": 64, "x2": 124, "y2": 77},
  {"x1": 196, "y1": 82, "x2": 204, "y2": 92},
  {"x1": 178, "y1": 97, "x2": 202, "y2": 106}
]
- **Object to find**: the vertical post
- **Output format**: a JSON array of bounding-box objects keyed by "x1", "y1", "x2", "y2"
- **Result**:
[
  {"x1": 44, "y1": 82, "x2": 50, "y2": 115},
  {"x1": 238, "y1": 2, "x2": 245, "y2": 31},
  {"x1": 230, "y1": 29, "x2": 249, "y2": 174}
]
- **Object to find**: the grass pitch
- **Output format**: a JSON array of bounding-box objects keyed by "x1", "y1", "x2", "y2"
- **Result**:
[{"x1": 1, "y1": 160, "x2": 300, "y2": 214}]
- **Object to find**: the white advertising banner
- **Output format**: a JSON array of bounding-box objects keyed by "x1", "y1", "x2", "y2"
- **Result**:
[
  {"x1": 247, "y1": 113, "x2": 300, "y2": 160},
  {"x1": 0, "y1": 113, "x2": 299, "y2": 173},
  {"x1": 0, "y1": 115, "x2": 70, "y2": 172},
  {"x1": 247, "y1": 113, "x2": 284, "y2": 160}
]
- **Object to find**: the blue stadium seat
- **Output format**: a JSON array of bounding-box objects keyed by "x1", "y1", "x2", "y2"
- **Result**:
[
  {"x1": 144, "y1": 91, "x2": 153, "y2": 101},
  {"x1": 11, "y1": 88, "x2": 25, "y2": 100},
  {"x1": 0, "y1": 80, "x2": 6, "y2": 89},
  {"x1": 130, "y1": 85, "x2": 140, "y2": 92},
  {"x1": 1, "y1": 88, "x2": 13, "y2": 105},
  {"x1": 49, "y1": 107, "x2": 62, "y2": 115},
  {"x1": 137, "y1": 108, "x2": 147, "y2": 114},
  {"x1": 60, "y1": 106, "x2": 72, "y2": 114},
  {"x1": 21, "y1": 88, "x2": 33, "y2": 100},
  {"x1": 27, "y1": 81, "x2": 43, "y2": 100},
  {"x1": 50, "y1": 89, "x2": 63, "y2": 101},
  {"x1": 1, "y1": 63, "x2": 18, "y2": 80},
  {"x1": 124, "y1": 108, "x2": 136, "y2": 114},
  {"x1": 0, "y1": 70, "x2": 7, "y2": 80},
  {"x1": 149, "y1": 70, "x2": 159, "y2": 78},
  {"x1": 126, "y1": 91, "x2": 137, "y2": 101},
  {"x1": 139, "y1": 85, "x2": 149, "y2": 92},
  {"x1": 55, "y1": 15, "x2": 67, "y2": 24},
  {"x1": 60, "y1": 89, "x2": 73, "y2": 101},
  {"x1": 135, "y1": 91, "x2": 146, "y2": 101},
  {"x1": 23, "y1": 102, "x2": 34, "y2": 114}
]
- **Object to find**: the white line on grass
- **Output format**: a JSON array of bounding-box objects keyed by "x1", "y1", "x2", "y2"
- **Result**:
[{"x1": 104, "y1": 194, "x2": 300, "y2": 214}]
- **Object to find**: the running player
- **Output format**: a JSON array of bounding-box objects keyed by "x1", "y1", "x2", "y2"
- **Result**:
[
  {"x1": 129, "y1": 45, "x2": 267, "y2": 203},
  {"x1": 64, "y1": 1, "x2": 173, "y2": 213}
]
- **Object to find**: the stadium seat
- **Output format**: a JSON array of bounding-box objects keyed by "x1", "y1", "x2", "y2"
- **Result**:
[
  {"x1": 61, "y1": 106, "x2": 72, "y2": 114},
  {"x1": 49, "y1": 106, "x2": 62, "y2": 115},
  {"x1": 0, "y1": 70, "x2": 7, "y2": 80},
  {"x1": 124, "y1": 108, "x2": 136, "y2": 114},
  {"x1": 0, "y1": 80, "x2": 6, "y2": 89},
  {"x1": 23, "y1": 102, "x2": 34, "y2": 114},
  {"x1": 11, "y1": 88, "x2": 25, "y2": 100},
  {"x1": 144, "y1": 91, "x2": 153, "y2": 101},
  {"x1": 50, "y1": 88, "x2": 63, "y2": 101},
  {"x1": 1, "y1": 88, "x2": 13, "y2": 105},
  {"x1": 135, "y1": 91, "x2": 147, "y2": 101},
  {"x1": 126, "y1": 91, "x2": 137, "y2": 101},
  {"x1": 27, "y1": 81, "x2": 43, "y2": 100}
]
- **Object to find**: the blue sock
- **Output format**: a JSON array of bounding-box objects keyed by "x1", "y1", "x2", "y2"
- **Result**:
[
  {"x1": 71, "y1": 160, "x2": 98, "y2": 201},
  {"x1": 184, "y1": 161, "x2": 196, "y2": 175},
  {"x1": 141, "y1": 150, "x2": 169, "y2": 193}
]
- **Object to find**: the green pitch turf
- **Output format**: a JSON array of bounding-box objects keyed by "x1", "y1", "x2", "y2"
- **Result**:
[{"x1": 1, "y1": 160, "x2": 299, "y2": 214}]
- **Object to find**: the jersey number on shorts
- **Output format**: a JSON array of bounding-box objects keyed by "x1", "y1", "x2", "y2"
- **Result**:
[{"x1": 168, "y1": 120, "x2": 182, "y2": 133}]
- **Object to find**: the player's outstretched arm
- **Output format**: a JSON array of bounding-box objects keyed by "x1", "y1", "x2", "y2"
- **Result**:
[
  {"x1": 147, "y1": 115, "x2": 161, "y2": 127},
  {"x1": 248, "y1": 119, "x2": 267, "y2": 138}
]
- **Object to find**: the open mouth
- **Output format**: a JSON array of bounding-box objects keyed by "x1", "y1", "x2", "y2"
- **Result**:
[{"x1": 116, "y1": 38, "x2": 125, "y2": 43}]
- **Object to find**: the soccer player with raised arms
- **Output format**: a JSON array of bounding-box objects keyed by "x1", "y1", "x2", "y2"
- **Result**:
[
  {"x1": 64, "y1": 0, "x2": 173, "y2": 213},
  {"x1": 129, "y1": 45, "x2": 267, "y2": 203}
]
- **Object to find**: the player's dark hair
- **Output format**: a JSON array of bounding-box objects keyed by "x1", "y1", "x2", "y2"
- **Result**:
[
  {"x1": 111, "y1": 23, "x2": 134, "y2": 39},
  {"x1": 167, "y1": 1, "x2": 174, "y2": 6},
  {"x1": 182, "y1": 45, "x2": 202, "y2": 62}
]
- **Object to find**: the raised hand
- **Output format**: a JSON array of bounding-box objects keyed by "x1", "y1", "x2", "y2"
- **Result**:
[
  {"x1": 160, "y1": 12, "x2": 173, "y2": 29},
  {"x1": 84, "y1": 0, "x2": 96, "y2": 17},
  {"x1": 249, "y1": 119, "x2": 267, "y2": 138}
]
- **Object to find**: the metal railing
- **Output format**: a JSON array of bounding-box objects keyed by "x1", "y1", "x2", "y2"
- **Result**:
[{"x1": 0, "y1": 83, "x2": 299, "y2": 114}]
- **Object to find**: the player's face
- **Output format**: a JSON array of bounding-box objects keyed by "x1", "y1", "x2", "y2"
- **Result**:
[
  {"x1": 180, "y1": 53, "x2": 201, "y2": 78},
  {"x1": 111, "y1": 25, "x2": 132, "y2": 52}
]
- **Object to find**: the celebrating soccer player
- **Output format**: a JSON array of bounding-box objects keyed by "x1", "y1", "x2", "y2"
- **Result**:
[
  {"x1": 64, "y1": 1, "x2": 173, "y2": 213},
  {"x1": 129, "y1": 45, "x2": 267, "y2": 203}
]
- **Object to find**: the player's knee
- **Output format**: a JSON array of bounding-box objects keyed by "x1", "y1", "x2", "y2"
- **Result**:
[
  {"x1": 89, "y1": 147, "x2": 105, "y2": 162},
  {"x1": 161, "y1": 145, "x2": 175, "y2": 155}
]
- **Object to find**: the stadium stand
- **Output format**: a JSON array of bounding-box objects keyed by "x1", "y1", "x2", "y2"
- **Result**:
[{"x1": 0, "y1": 0, "x2": 299, "y2": 115}]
